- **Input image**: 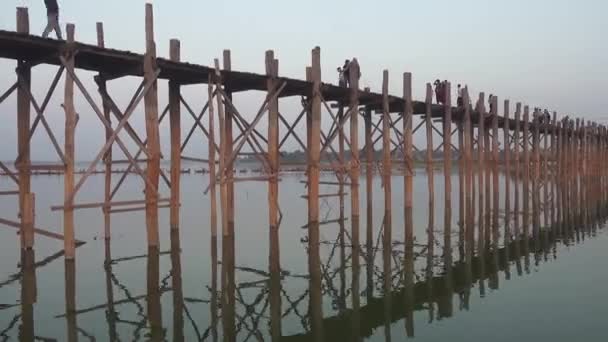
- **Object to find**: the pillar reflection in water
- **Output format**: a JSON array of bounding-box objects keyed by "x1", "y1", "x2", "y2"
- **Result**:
[
  {"x1": 19, "y1": 249, "x2": 36, "y2": 342},
  {"x1": 147, "y1": 247, "x2": 163, "y2": 341}
]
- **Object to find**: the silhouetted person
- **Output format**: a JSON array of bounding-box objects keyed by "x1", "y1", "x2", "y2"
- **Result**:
[
  {"x1": 42, "y1": 0, "x2": 63, "y2": 40},
  {"x1": 457, "y1": 84, "x2": 463, "y2": 107},
  {"x1": 434, "y1": 79, "x2": 444, "y2": 104},
  {"x1": 342, "y1": 59, "x2": 351, "y2": 87}
]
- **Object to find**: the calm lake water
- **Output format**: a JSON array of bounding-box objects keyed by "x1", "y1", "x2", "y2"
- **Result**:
[{"x1": 1, "y1": 168, "x2": 607, "y2": 341}]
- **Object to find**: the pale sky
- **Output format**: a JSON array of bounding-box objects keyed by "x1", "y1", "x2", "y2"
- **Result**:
[{"x1": 0, "y1": 0, "x2": 606, "y2": 161}]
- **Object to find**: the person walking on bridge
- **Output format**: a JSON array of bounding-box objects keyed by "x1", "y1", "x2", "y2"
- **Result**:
[{"x1": 42, "y1": 0, "x2": 63, "y2": 40}]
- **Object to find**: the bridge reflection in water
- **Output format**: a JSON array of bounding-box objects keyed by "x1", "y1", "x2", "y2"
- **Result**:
[{"x1": 5, "y1": 198, "x2": 601, "y2": 341}]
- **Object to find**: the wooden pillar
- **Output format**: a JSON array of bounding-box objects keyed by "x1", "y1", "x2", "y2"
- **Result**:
[
  {"x1": 484, "y1": 97, "x2": 492, "y2": 244},
  {"x1": 63, "y1": 24, "x2": 76, "y2": 259},
  {"x1": 16, "y1": 7, "x2": 33, "y2": 249},
  {"x1": 425, "y1": 84, "x2": 435, "y2": 235},
  {"x1": 503, "y1": 100, "x2": 511, "y2": 240},
  {"x1": 556, "y1": 121, "x2": 562, "y2": 227},
  {"x1": 266, "y1": 50, "x2": 280, "y2": 230},
  {"x1": 144, "y1": 3, "x2": 160, "y2": 247},
  {"x1": 223, "y1": 50, "x2": 235, "y2": 228},
  {"x1": 403, "y1": 73, "x2": 414, "y2": 254},
  {"x1": 169, "y1": 39, "x2": 181, "y2": 230},
  {"x1": 348, "y1": 59, "x2": 361, "y2": 342},
  {"x1": 443, "y1": 82, "x2": 452, "y2": 254},
  {"x1": 308, "y1": 46, "x2": 324, "y2": 342},
  {"x1": 551, "y1": 113, "x2": 557, "y2": 227},
  {"x1": 491, "y1": 96, "x2": 499, "y2": 246},
  {"x1": 349, "y1": 60, "x2": 360, "y2": 224},
  {"x1": 463, "y1": 88, "x2": 473, "y2": 256},
  {"x1": 476, "y1": 93, "x2": 486, "y2": 247},
  {"x1": 364, "y1": 97, "x2": 374, "y2": 301},
  {"x1": 457, "y1": 119, "x2": 465, "y2": 256},
  {"x1": 208, "y1": 78, "x2": 218, "y2": 244},
  {"x1": 382, "y1": 71, "x2": 392, "y2": 231},
  {"x1": 542, "y1": 114, "x2": 549, "y2": 227},
  {"x1": 532, "y1": 110, "x2": 541, "y2": 236},
  {"x1": 381, "y1": 71, "x2": 392, "y2": 310},
  {"x1": 97, "y1": 22, "x2": 112, "y2": 240},
  {"x1": 513, "y1": 103, "x2": 521, "y2": 238},
  {"x1": 266, "y1": 50, "x2": 282, "y2": 341},
  {"x1": 522, "y1": 106, "x2": 530, "y2": 238}
]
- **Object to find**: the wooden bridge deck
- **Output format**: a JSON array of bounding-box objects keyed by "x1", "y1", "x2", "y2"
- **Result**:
[{"x1": 0, "y1": 29, "x2": 545, "y2": 132}]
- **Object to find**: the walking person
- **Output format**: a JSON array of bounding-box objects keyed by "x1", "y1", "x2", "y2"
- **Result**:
[
  {"x1": 457, "y1": 84, "x2": 464, "y2": 107},
  {"x1": 42, "y1": 0, "x2": 63, "y2": 40}
]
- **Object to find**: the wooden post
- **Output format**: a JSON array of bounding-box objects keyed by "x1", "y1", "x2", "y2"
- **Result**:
[
  {"x1": 208, "y1": 77, "x2": 218, "y2": 243},
  {"x1": 513, "y1": 103, "x2": 521, "y2": 238},
  {"x1": 484, "y1": 97, "x2": 492, "y2": 244},
  {"x1": 463, "y1": 88, "x2": 473, "y2": 256},
  {"x1": 543, "y1": 114, "x2": 549, "y2": 228},
  {"x1": 491, "y1": 96, "x2": 499, "y2": 247},
  {"x1": 266, "y1": 50, "x2": 280, "y2": 230},
  {"x1": 20, "y1": 249, "x2": 36, "y2": 342},
  {"x1": 144, "y1": 3, "x2": 160, "y2": 247},
  {"x1": 533, "y1": 110, "x2": 541, "y2": 236},
  {"x1": 382, "y1": 71, "x2": 392, "y2": 232},
  {"x1": 425, "y1": 84, "x2": 435, "y2": 235},
  {"x1": 63, "y1": 24, "x2": 76, "y2": 259},
  {"x1": 97, "y1": 22, "x2": 112, "y2": 240},
  {"x1": 349, "y1": 60, "x2": 360, "y2": 223},
  {"x1": 522, "y1": 106, "x2": 530, "y2": 238},
  {"x1": 348, "y1": 59, "x2": 361, "y2": 342},
  {"x1": 476, "y1": 93, "x2": 486, "y2": 247},
  {"x1": 443, "y1": 82, "x2": 452, "y2": 254},
  {"x1": 16, "y1": 7, "x2": 33, "y2": 249},
  {"x1": 266, "y1": 50, "x2": 282, "y2": 341},
  {"x1": 169, "y1": 39, "x2": 181, "y2": 230},
  {"x1": 308, "y1": 46, "x2": 324, "y2": 342},
  {"x1": 223, "y1": 50, "x2": 235, "y2": 228},
  {"x1": 364, "y1": 91, "x2": 374, "y2": 301},
  {"x1": 551, "y1": 113, "x2": 557, "y2": 227},
  {"x1": 503, "y1": 100, "x2": 511, "y2": 241},
  {"x1": 403, "y1": 73, "x2": 414, "y2": 254},
  {"x1": 556, "y1": 121, "x2": 562, "y2": 228}
]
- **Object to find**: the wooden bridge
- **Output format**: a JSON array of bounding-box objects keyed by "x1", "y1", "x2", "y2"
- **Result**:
[{"x1": 1, "y1": 3, "x2": 608, "y2": 342}]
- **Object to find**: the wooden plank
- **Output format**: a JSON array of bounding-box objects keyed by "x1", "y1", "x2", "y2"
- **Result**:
[
  {"x1": 169, "y1": 39, "x2": 181, "y2": 230},
  {"x1": 144, "y1": 4, "x2": 160, "y2": 247},
  {"x1": 51, "y1": 198, "x2": 171, "y2": 211},
  {"x1": 63, "y1": 24, "x2": 76, "y2": 258},
  {"x1": 16, "y1": 7, "x2": 32, "y2": 250}
]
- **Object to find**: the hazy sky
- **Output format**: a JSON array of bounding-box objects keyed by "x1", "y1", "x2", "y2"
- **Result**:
[{"x1": 0, "y1": 0, "x2": 606, "y2": 161}]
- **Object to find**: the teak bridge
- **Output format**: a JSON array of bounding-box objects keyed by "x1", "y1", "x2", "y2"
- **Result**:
[{"x1": 2, "y1": 4, "x2": 608, "y2": 341}]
